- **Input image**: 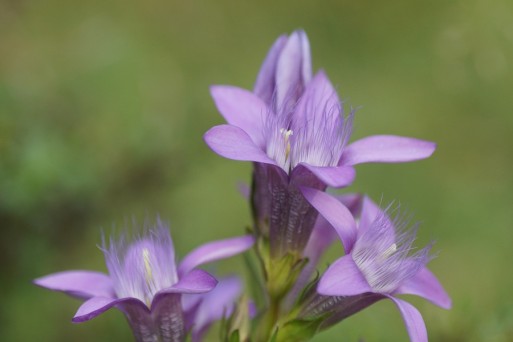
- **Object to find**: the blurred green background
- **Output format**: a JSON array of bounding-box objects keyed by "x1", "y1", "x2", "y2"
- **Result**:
[{"x1": 1, "y1": 0, "x2": 512, "y2": 341}]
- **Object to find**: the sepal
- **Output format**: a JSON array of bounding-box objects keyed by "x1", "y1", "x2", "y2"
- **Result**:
[{"x1": 266, "y1": 250, "x2": 308, "y2": 301}]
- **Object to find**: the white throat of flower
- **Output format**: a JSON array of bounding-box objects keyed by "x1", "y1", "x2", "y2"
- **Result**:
[
  {"x1": 264, "y1": 104, "x2": 352, "y2": 174},
  {"x1": 353, "y1": 241, "x2": 400, "y2": 293},
  {"x1": 352, "y1": 211, "x2": 431, "y2": 294}
]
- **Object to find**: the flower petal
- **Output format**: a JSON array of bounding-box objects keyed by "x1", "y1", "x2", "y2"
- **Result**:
[
  {"x1": 305, "y1": 216, "x2": 338, "y2": 260},
  {"x1": 178, "y1": 235, "x2": 254, "y2": 276},
  {"x1": 318, "y1": 255, "x2": 372, "y2": 296},
  {"x1": 359, "y1": 196, "x2": 381, "y2": 231},
  {"x1": 72, "y1": 296, "x2": 147, "y2": 323},
  {"x1": 386, "y1": 296, "x2": 428, "y2": 342},
  {"x1": 395, "y1": 267, "x2": 452, "y2": 309},
  {"x1": 276, "y1": 30, "x2": 312, "y2": 110},
  {"x1": 293, "y1": 71, "x2": 341, "y2": 131},
  {"x1": 298, "y1": 30, "x2": 312, "y2": 87},
  {"x1": 169, "y1": 269, "x2": 218, "y2": 294},
  {"x1": 336, "y1": 193, "x2": 363, "y2": 215},
  {"x1": 254, "y1": 34, "x2": 288, "y2": 104},
  {"x1": 298, "y1": 163, "x2": 355, "y2": 188},
  {"x1": 340, "y1": 135, "x2": 436, "y2": 166},
  {"x1": 210, "y1": 86, "x2": 269, "y2": 147},
  {"x1": 300, "y1": 187, "x2": 357, "y2": 253},
  {"x1": 34, "y1": 271, "x2": 115, "y2": 299},
  {"x1": 204, "y1": 125, "x2": 276, "y2": 165},
  {"x1": 307, "y1": 193, "x2": 362, "y2": 254}
]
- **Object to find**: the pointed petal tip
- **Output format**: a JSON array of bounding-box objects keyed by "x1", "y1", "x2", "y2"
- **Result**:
[
  {"x1": 386, "y1": 296, "x2": 428, "y2": 342},
  {"x1": 314, "y1": 68, "x2": 327, "y2": 78},
  {"x1": 178, "y1": 269, "x2": 218, "y2": 293},
  {"x1": 33, "y1": 271, "x2": 114, "y2": 299},
  {"x1": 203, "y1": 125, "x2": 276, "y2": 165},
  {"x1": 290, "y1": 29, "x2": 309, "y2": 43},
  {"x1": 396, "y1": 267, "x2": 452, "y2": 310},
  {"x1": 208, "y1": 86, "x2": 270, "y2": 147},
  {"x1": 209, "y1": 84, "x2": 241, "y2": 98},
  {"x1": 209, "y1": 84, "x2": 220, "y2": 93},
  {"x1": 341, "y1": 135, "x2": 437, "y2": 166},
  {"x1": 33, "y1": 277, "x2": 45, "y2": 287},
  {"x1": 71, "y1": 297, "x2": 124, "y2": 323},
  {"x1": 444, "y1": 297, "x2": 452, "y2": 310},
  {"x1": 419, "y1": 140, "x2": 437, "y2": 157},
  {"x1": 300, "y1": 187, "x2": 357, "y2": 252},
  {"x1": 72, "y1": 314, "x2": 93, "y2": 324}
]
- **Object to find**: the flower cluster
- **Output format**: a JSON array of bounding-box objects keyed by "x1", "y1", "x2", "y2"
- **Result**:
[{"x1": 35, "y1": 30, "x2": 450, "y2": 342}]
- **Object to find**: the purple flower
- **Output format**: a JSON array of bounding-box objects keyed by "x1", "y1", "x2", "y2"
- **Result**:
[
  {"x1": 204, "y1": 30, "x2": 436, "y2": 258},
  {"x1": 34, "y1": 220, "x2": 254, "y2": 342},
  {"x1": 206, "y1": 71, "x2": 355, "y2": 187},
  {"x1": 301, "y1": 188, "x2": 451, "y2": 342}
]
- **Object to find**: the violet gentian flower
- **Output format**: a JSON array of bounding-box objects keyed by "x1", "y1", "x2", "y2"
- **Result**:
[
  {"x1": 206, "y1": 69, "x2": 354, "y2": 257},
  {"x1": 301, "y1": 188, "x2": 451, "y2": 342},
  {"x1": 34, "y1": 220, "x2": 254, "y2": 342},
  {"x1": 204, "y1": 30, "x2": 436, "y2": 258}
]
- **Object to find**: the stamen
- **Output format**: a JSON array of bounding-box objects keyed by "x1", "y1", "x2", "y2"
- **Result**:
[
  {"x1": 142, "y1": 248, "x2": 153, "y2": 284},
  {"x1": 280, "y1": 128, "x2": 293, "y2": 161}
]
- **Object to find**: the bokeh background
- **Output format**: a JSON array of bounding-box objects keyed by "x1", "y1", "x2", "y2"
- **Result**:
[{"x1": 1, "y1": 0, "x2": 512, "y2": 341}]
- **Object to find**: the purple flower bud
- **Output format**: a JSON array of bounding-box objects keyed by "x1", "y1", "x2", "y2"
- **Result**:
[{"x1": 254, "y1": 30, "x2": 312, "y2": 115}]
